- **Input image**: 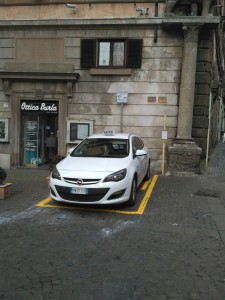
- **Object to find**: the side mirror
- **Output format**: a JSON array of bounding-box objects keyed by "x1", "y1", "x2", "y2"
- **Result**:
[
  {"x1": 134, "y1": 149, "x2": 147, "y2": 157},
  {"x1": 68, "y1": 148, "x2": 74, "y2": 155}
]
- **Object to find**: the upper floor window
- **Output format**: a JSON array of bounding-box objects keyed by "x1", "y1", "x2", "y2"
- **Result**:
[
  {"x1": 99, "y1": 41, "x2": 125, "y2": 67},
  {"x1": 81, "y1": 39, "x2": 142, "y2": 69}
]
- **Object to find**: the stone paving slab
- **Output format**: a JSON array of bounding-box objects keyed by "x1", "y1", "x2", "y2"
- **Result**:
[{"x1": 0, "y1": 142, "x2": 225, "y2": 300}]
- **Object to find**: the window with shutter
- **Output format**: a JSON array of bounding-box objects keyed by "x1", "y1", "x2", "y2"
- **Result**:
[{"x1": 80, "y1": 39, "x2": 142, "y2": 70}]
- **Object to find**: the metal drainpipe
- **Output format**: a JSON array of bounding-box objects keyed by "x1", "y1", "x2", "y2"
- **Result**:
[
  {"x1": 206, "y1": 91, "x2": 212, "y2": 167},
  {"x1": 218, "y1": 95, "x2": 224, "y2": 141},
  {"x1": 154, "y1": 0, "x2": 158, "y2": 43}
]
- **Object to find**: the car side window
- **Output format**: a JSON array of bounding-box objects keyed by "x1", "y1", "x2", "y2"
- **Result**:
[
  {"x1": 132, "y1": 136, "x2": 145, "y2": 156},
  {"x1": 132, "y1": 137, "x2": 139, "y2": 155},
  {"x1": 136, "y1": 137, "x2": 144, "y2": 150}
]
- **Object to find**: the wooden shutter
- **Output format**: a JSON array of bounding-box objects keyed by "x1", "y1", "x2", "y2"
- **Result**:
[
  {"x1": 126, "y1": 39, "x2": 142, "y2": 68},
  {"x1": 80, "y1": 39, "x2": 96, "y2": 69}
]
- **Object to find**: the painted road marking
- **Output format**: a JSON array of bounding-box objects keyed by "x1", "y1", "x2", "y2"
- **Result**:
[
  {"x1": 141, "y1": 178, "x2": 151, "y2": 191},
  {"x1": 36, "y1": 175, "x2": 158, "y2": 215}
]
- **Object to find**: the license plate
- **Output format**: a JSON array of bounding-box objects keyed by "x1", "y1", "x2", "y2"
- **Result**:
[{"x1": 70, "y1": 187, "x2": 88, "y2": 195}]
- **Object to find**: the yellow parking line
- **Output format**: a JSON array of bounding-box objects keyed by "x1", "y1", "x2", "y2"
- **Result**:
[
  {"x1": 36, "y1": 175, "x2": 158, "y2": 215},
  {"x1": 137, "y1": 175, "x2": 158, "y2": 214},
  {"x1": 141, "y1": 178, "x2": 151, "y2": 191},
  {"x1": 37, "y1": 197, "x2": 52, "y2": 206}
]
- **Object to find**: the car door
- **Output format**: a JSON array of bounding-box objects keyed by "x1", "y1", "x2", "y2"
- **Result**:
[
  {"x1": 132, "y1": 136, "x2": 146, "y2": 185},
  {"x1": 135, "y1": 137, "x2": 148, "y2": 180}
]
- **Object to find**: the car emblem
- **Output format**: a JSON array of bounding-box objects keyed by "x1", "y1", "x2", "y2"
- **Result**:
[{"x1": 77, "y1": 179, "x2": 83, "y2": 185}]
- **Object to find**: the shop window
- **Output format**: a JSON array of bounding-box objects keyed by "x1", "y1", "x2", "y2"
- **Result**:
[
  {"x1": 80, "y1": 39, "x2": 142, "y2": 69},
  {"x1": 0, "y1": 119, "x2": 9, "y2": 142},
  {"x1": 67, "y1": 120, "x2": 93, "y2": 143}
]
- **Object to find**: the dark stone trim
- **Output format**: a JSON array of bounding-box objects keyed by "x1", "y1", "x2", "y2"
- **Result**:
[
  {"x1": 0, "y1": 71, "x2": 80, "y2": 82},
  {"x1": 0, "y1": 71, "x2": 80, "y2": 99}
]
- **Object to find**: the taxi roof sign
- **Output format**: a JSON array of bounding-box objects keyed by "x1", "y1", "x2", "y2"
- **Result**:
[{"x1": 104, "y1": 130, "x2": 114, "y2": 136}]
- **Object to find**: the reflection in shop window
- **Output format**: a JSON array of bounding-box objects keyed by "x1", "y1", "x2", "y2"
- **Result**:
[
  {"x1": 0, "y1": 119, "x2": 9, "y2": 142},
  {"x1": 67, "y1": 120, "x2": 93, "y2": 143}
]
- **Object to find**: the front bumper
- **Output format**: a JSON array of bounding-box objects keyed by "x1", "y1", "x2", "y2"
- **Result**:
[{"x1": 50, "y1": 178, "x2": 131, "y2": 205}]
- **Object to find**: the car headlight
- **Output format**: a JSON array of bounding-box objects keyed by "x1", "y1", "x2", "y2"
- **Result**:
[
  {"x1": 104, "y1": 169, "x2": 127, "y2": 182},
  {"x1": 51, "y1": 166, "x2": 61, "y2": 180}
]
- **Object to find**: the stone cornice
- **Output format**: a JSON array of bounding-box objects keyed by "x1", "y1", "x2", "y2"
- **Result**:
[
  {"x1": 163, "y1": 16, "x2": 221, "y2": 29},
  {"x1": 0, "y1": 0, "x2": 165, "y2": 5},
  {"x1": 0, "y1": 71, "x2": 80, "y2": 99},
  {"x1": 0, "y1": 71, "x2": 80, "y2": 82},
  {"x1": 0, "y1": 16, "x2": 220, "y2": 29}
]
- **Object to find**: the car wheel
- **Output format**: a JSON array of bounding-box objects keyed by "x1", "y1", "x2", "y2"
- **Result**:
[
  {"x1": 144, "y1": 161, "x2": 151, "y2": 180},
  {"x1": 127, "y1": 177, "x2": 137, "y2": 207}
]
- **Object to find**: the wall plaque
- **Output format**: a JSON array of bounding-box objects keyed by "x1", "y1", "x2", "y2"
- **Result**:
[
  {"x1": 148, "y1": 97, "x2": 156, "y2": 103},
  {"x1": 158, "y1": 97, "x2": 167, "y2": 104}
]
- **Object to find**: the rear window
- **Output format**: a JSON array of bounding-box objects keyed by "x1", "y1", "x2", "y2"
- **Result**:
[{"x1": 71, "y1": 138, "x2": 129, "y2": 158}]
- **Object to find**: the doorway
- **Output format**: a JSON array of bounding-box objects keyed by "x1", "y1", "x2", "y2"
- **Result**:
[{"x1": 20, "y1": 101, "x2": 58, "y2": 167}]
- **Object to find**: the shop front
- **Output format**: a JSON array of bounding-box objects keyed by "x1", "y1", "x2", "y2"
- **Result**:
[
  {"x1": 0, "y1": 70, "x2": 79, "y2": 168},
  {"x1": 20, "y1": 100, "x2": 58, "y2": 167}
]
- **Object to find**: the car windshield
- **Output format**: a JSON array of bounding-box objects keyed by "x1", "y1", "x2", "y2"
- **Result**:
[{"x1": 71, "y1": 138, "x2": 129, "y2": 158}]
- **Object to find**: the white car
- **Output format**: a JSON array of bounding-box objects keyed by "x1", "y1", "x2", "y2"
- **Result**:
[{"x1": 50, "y1": 132, "x2": 151, "y2": 206}]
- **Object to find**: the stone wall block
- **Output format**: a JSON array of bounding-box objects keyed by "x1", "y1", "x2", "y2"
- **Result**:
[
  {"x1": 194, "y1": 95, "x2": 209, "y2": 107},
  {"x1": 193, "y1": 107, "x2": 209, "y2": 116},
  {"x1": 196, "y1": 84, "x2": 210, "y2": 95},
  {"x1": 142, "y1": 58, "x2": 181, "y2": 71},
  {"x1": 199, "y1": 30, "x2": 214, "y2": 41},
  {"x1": 195, "y1": 138, "x2": 207, "y2": 152},
  {"x1": 197, "y1": 49, "x2": 213, "y2": 63},
  {"x1": 192, "y1": 116, "x2": 208, "y2": 128},
  {"x1": 0, "y1": 48, "x2": 14, "y2": 59},
  {"x1": 198, "y1": 40, "x2": 213, "y2": 49},
  {"x1": 196, "y1": 62, "x2": 212, "y2": 73},
  {"x1": 0, "y1": 38, "x2": 14, "y2": 47},
  {"x1": 196, "y1": 72, "x2": 211, "y2": 85},
  {"x1": 144, "y1": 47, "x2": 183, "y2": 59},
  {"x1": 192, "y1": 128, "x2": 208, "y2": 138}
]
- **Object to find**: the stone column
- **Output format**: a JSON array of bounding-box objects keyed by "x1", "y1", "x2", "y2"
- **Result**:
[
  {"x1": 165, "y1": 0, "x2": 177, "y2": 16},
  {"x1": 177, "y1": 25, "x2": 200, "y2": 140},
  {"x1": 202, "y1": 0, "x2": 211, "y2": 16},
  {"x1": 167, "y1": 25, "x2": 202, "y2": 173}
]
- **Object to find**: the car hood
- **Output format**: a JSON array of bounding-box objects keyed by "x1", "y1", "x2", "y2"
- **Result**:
[{"x1": 57, "y1": 156, "x2": 130, "y2": 175}]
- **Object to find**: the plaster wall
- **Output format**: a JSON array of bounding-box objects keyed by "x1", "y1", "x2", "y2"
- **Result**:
[
  {"x1": 0, "y1": 0, "x2": 184, "y2": 170},
  {"x1": 0, "y1": 25, "x2": 182, "y2": 169},
  {"x1": 0, "y1": 3, "x2": 165, "y2": 20}
]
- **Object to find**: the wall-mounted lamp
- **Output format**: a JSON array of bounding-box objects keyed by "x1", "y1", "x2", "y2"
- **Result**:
[
  {"x1": 136, "y1": 8, "x2": 144, "y2": 15},
  {"x1": 136, "y1": 7, "x2": 150, "y2": 16},
  {"x1": 66, "y1": 3, "x2": 78, "y2": 13},
  {"x1": 66, "y1": 4, "x2": 77, "y2": 9}
]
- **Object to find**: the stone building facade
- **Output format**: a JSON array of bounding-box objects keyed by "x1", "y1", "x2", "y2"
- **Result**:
[{"x1": 0, "y1": 0, "x2": 223, "y2": 173}]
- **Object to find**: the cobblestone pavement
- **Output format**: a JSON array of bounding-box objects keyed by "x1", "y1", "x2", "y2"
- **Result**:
[{"x1": 0, "y1": 143, "x2": 225, "y2": 300}]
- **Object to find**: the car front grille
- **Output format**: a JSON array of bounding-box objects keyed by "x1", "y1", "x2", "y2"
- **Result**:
[
  {"x1": 55, "y1": 185, "x2": 110, "y2": 202},
  {"x1": 63, "y1": 177, "x2": 101, "y2": 185}
]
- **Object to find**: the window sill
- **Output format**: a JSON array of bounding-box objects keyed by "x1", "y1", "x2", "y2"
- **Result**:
[{"x1": 90, "y1": 68, "x2": 132, "y2": 76}]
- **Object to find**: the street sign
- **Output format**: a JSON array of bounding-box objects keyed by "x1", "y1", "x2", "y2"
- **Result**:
[
  {"x1": 117, "y1": 92, "x2": 128, "y2": 103},
  {"x1": 162, "y1": 130, "x2": 168, "y2": 140}
]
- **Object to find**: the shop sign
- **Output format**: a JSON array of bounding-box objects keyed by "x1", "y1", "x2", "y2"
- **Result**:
[{"x1": 21, "y1": 101, "x2": 58, "y2": 114}]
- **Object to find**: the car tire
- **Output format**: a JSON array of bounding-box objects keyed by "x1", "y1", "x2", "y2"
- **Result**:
[
  {"x1": 127, "y1": 177, "x2": 137, "y2": 207},
  {"x1": 144, "y1": 161, "x2": 151, "y2": 180}
]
